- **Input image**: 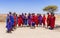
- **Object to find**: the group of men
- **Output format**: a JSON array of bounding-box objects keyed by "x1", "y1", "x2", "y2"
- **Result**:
[{"x1": 6, "y1": 12, "x2": 55, "y2": 33}]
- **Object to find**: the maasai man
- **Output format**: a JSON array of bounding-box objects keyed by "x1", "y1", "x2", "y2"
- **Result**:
[
  {"x1": 35, "y1": 14, "x2": 39, "y2": 27},
  {"x1": 6, "y1": 14, "x2": 12, "y2": 33},
  {"x1": 13, "y1": 12, "x2": 17, "y2": 29},
  {"x1": 28, "y1": 13, "x2": 31, "y2": 27},
  {"x1": 16, "y1": 14, "x2": 18, "y2": 26},
  {"x1": 31, "y1": 13, "x2": 36, "y2": 28},
  {"x1": 24, "y1": 13, "x2": 28, "y2": 26},
  {"x1": 42, "y1": 14, "x2": 46, "y2": 27},
  {"x1": 18, "y1": 15, "x2": 23, "y2": 27},
  {"x1": 38, "y1": 14, "x2": 42, "y2": 26},
  {"x1": 49, "y1": 13, "x2": 55, "y2": 30},
  {"x1": 9, "y1": 12, "x2": 14, "y2": 31},
  {"x1": 47, "y1": 13, "x2": 51, "y2": 28},
  {"x1": 21, "y1": 13, "x2": 25, "y2": 25}
]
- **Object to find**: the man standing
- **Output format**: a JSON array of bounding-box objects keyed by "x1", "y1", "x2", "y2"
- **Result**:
[
  {"x1": 35, "y1": 14, "x2": 39, "y2": 27},
  {"x1": 6, "y1": 14, "x2": 12, "y2": 33},
  {"x1": 42, "y1": 14, "x2": 46, "y2": 27},
  {"x1": 38, "y1": 14, "x2": 42, "y2": 26},
  {"x1": 28, "y1": 13, "x2": 31, "y2": 27},
  {"x1": 31, "y1": 13, "x2": 36, "y2": 29},
  {"x1": 9, "y1": 12, "x2": 14, "y2": 31},
  {"x1": 47, "y1": 13, "x2": 51, "y2": 28},
  {"x1": 49, "y1": 13, "x2": 55, "y2": 30}
]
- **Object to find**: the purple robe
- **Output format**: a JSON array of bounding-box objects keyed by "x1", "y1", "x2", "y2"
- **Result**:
[{"x1": 38, "y1": 16, "x2": 42, "y2": 25}]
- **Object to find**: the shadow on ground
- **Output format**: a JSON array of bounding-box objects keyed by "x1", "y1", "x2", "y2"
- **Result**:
[
  {"x1": 55, "y1": 25, "x2": 60, "y2": 28},
  {"x1": 54, "y1": 25, "x2": 60, "y2": 31}
]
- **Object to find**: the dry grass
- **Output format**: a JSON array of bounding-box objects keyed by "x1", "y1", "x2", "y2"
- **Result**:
[{"x1": 0, "y1": 14, "x2": 7, "y2": 22}]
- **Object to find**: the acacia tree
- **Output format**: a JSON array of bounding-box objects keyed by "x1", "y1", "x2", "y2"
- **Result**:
[{"x1": 43, "y1": 5, "x2": 58, "y2": 14}]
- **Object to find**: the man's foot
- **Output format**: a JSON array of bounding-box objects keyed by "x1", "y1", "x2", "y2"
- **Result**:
[
  {"x1": 6, "y1": 31, "x2": 12, "y2": 33},
  {"x1": 49, "y1": 28, "x2": 54, "y2": 30}
]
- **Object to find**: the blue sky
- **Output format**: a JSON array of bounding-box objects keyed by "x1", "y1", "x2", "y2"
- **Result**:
[{"x1": 0, "y1": 0, "x2": 60, "y2": 14}]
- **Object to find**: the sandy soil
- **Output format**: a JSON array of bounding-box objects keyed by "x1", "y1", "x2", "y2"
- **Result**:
[{"x1": 0, "y1": 21, "x2": 60, "y2": 38}]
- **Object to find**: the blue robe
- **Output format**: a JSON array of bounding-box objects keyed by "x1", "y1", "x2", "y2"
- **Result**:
[
  {"x1": 24, "y1": 16, "x2": 27, "y2": 25},
  {"x1": 9, "y1": 15, "x2": 14, "y2": 28},
  {"x1": 6, "y1": 16, "x2": 12, "y2": 31},
  {"x1": 32, "y1": 22, "x2": 35, "y2": 26},
  {"x1": 6, "y1": 22, "x2": 12, "y2": 31}
]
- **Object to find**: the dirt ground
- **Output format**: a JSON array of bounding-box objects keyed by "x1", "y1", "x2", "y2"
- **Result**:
[{"x1": 0, "y1": 20, "x2": 60, "y2": 38}]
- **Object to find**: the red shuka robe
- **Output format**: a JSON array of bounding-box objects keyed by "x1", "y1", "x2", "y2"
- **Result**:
[
  {"x1": 50, "y1": 16, "x2": 55, "y2": 28},
  {"x1": 18, "y1": 16, "x2": 23, "y2": 26},
  {"x1": 42, "y1": 16, "x2": 46, "y2": 25},
  {"x1": 14, "y1": 16, "x2": 17, "y2": 27},
  {"x1": 31, "y1": 15, "x2": 36, "y2": 23},
  {"x1": 47, "y1": 15, "x2": 51, "y2": 26},
  {"x1": 35, "y1": 15, "x2": 39, "y2": 25}
]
